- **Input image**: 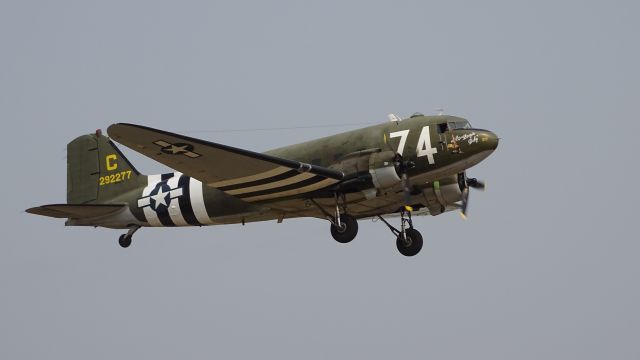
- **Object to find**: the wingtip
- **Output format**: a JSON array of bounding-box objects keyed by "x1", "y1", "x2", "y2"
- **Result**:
[{"x1": 105, "y1": 123, "x2": 119, "y2": 138}]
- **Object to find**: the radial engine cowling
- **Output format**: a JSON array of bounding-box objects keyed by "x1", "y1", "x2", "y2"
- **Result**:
[
  {"x1": 422, "y1": 175, "x2": 463, "y2": 216},
  {"x1": 332, "y1": 149, "x2": 402, "y2": 199},
  {"x1": 368, "y1": 150, "x2": 401, "y2": 190}
]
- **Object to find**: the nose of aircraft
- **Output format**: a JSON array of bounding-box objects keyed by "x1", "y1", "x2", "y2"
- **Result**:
[{"x1": 481, "y1": 130, "x2": 499, "y2": 151}]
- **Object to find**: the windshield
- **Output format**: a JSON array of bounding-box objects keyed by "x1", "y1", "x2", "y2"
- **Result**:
[{"x1": 447, "y1": 120, "x2": 471, "y2": 130}]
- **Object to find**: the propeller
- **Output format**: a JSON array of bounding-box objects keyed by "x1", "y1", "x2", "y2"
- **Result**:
[
  {"x1": 394, "y1": 154, "x2": 415, "y2": 212},
  {"x1": 466, "y1": 177, "x2": 485, "y2": 191},
  {"x1": 383, "y1": 121, "x2": 415, "y2": 212},
  {"x1": 458, "y1": 173, "x2": 486, "y2": 219}
]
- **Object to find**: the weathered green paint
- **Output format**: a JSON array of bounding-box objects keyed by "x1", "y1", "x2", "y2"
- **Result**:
[
  {"x1": 31, "y1": 113, "x2": 498, "y2": 230},
  {"x1": 267, "y1": 115, "x2": 498, "y2": 178}
]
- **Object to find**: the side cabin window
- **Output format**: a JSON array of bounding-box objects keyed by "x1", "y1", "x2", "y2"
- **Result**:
[{"x1": 437, "y1": 123, "x2": 449, "y2": 133}]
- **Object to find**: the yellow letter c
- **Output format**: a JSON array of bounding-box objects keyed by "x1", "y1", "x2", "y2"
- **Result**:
[{"x1": 106, "y1": 154, "x2": 118, "y2": 171}]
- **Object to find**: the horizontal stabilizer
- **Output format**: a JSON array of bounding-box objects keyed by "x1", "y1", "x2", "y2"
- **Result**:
[{"x1": 26, "y1": 204, "x2": 126, "y2": 219}]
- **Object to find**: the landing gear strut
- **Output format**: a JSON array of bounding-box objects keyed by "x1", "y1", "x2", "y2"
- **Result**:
[
  {"x1": 310, "y1": 193, "x2": 359, "y2": 244},
  {"x1": 378, "y1": 209, "x2": 423, "y2": 256},
  {"x1": 118, "y1": 226, "x2": 140, "y2": 248}
]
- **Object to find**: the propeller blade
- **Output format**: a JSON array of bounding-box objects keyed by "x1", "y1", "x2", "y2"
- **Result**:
[
  {"x1": 466, "y1": 178, "x2": 485, "y2": 191},
  {"x1": 460, "y1": 187, "x2": 470, "y2": 220},
  {"x1": 395, "y1": 154, "x2": 414, "y2": 212},
  {"x1": 401, "y1": 172, "x2": 412, "y2": 211},
  {"x1": 459, "y1": 173, "x2": 487, "y2": 219}
]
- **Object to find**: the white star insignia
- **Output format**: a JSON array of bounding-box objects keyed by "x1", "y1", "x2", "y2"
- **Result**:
[
  {"x1": 151, "y1": 188, "x2": 168, "y2": 207},
  {"x1": 169, "y1": 144, "x2": 189, "y2": 154}
]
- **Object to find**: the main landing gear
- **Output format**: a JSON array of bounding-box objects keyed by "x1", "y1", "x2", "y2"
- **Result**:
[
  {"x1": 311, "y1": 194, "x2": 359, "y2": 244},
  {"x1": 118, "y1": 226, "x2": 140, "y2": 248},
  {"x1": 377, "y1": 209, "x2": 423, "y2": 257},
  {"x1": 330, "y1": 214, "x2": 358, "y2": 243},
  {"x1": 313, "y1": 193, "x2": 423, "y2": 256}
]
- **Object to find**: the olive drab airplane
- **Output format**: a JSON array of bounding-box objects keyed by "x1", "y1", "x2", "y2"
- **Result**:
[{"x1": 27, "y1": 113, "x2": 499, "y2": 256}]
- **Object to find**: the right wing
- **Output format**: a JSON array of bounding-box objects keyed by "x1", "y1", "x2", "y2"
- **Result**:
[{"x1": 108, "y1": 123, "x2": 344, "y2": 202}]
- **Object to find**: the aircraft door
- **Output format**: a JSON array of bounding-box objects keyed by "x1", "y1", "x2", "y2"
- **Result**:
[{"x1": 436, "y1": 122, "x2": 461, "y2": 154}]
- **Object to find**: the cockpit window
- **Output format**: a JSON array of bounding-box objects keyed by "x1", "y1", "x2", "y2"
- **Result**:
[
  {"x1": 447, "y1": 121, "x2": 471, "y2": 130},
  {"x1": 437, "y1": 120, "x2": 472, "y2": 132}
]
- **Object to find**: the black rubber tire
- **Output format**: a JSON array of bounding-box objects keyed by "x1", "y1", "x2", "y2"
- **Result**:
[
  {"x1": 396, "y1": 228, "x2": 423, "y2": 256},
  {"x1": 118, "y1": 234, "x2": 132, "y2": 248},
  {"x1": 330, "y1": 214, "x2": 358, "y2": 243}
]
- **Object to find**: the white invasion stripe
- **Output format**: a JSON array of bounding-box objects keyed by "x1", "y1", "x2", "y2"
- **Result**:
[
  {"x1": 166, "y1": 173, "x2": 188, "y2": 226},
  {"x1": 225, "y1": 172, "x2": 315, "y2": 195},
  {"x1": 242, "y1": 178, "x2": 338, "y2": 202},
  {"x1": 208, "y1": 166, "x2": 291, "y2": 188},
  {"x1": 137, "y1": 197, "x2": 150, "y2": 208},
  {"x1": 142, "y1": 174, "x2": 163, "y2": 227},
  {"x1": 190, "y1": 177, "x2": 214, "y2": 225}
]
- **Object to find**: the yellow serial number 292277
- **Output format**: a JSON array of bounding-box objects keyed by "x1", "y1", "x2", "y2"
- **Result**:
[{"x1": 99, "y1": 170, "x2": 133, "y2": 186}]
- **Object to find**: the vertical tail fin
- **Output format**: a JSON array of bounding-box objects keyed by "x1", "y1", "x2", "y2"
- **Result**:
[{"x1": 67, "y1": 130, "x2": 144, "y2": 204}]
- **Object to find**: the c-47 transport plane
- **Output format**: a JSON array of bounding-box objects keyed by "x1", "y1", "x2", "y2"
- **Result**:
[{"x1": 27, "y1": 113, "x2": 498, "y2": 256}]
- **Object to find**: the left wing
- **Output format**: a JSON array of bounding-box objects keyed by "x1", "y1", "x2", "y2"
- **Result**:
[
  {"x1": 107, "y1": 123, "x2": 343, "y2": 202},
  {"x1": 26, "y1": 204, "x2": 127, "y2": 219}
]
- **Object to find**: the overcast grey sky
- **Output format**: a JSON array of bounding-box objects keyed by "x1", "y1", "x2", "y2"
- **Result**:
[{"x1": 1, "y1": 1, "x2": 639, "y2": 359}]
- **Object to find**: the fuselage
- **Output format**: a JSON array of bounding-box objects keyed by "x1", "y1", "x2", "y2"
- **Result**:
[
  {"x1": 267, "y1": 114, "x2": 498, "y2": 182},
  {"x1": 70, "y1": 114, "x2": 498, "y2": 229}
]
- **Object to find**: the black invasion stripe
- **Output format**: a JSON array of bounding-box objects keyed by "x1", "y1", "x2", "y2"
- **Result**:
[
  {"x1": 217, "y1": 169, "x2": 301, "y2": 191},
  {"x1": 161, "y1": 173, "x2": 174, "y2": 180},
  {"x1": 177, "y1": 175, "x2": 201, "y2": 226},
  {"x1": 155, "y1": 203, "x2": 175, "y2": 226},
  {"x1": 154, "y1": 182, "x2": 175, "y2": 227},
  {"x1": 236, "y1": 175, "x2": 326, "y2": 199}
]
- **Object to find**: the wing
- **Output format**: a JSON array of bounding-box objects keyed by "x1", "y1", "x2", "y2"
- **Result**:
[
  {"x1": 107, "y1": 123, "x2": 344, "y2": 202},
  {"x1": 26, "y1": 204, "x2": 126, "y2": 219}
]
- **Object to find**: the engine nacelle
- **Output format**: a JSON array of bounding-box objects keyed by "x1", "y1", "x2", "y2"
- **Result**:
[
  {"x1": 421, "y1": 174, "x2": 463, "y2": 215},
  {"x1": 368, "y1": 150, "x2": 401, "y2": 190},
  {"x1": 330, "y1": 149, "x2": 402, "y2": 199}
]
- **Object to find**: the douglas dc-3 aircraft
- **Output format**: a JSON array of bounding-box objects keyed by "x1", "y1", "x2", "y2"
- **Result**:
[{"x1": 27, "y1": 113, "x2": 498, "y2": 256}]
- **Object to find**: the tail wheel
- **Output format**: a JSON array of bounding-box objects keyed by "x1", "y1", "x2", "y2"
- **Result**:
[
  {"x1": 118, "y1": 234, "x2": 132, "y2": 248},
  {"x1": 396, "y1": 228, "x2": 423, "y2": 256},
  {"x1": 330, "y1": 214, "x2": 358, "y2": 243}
]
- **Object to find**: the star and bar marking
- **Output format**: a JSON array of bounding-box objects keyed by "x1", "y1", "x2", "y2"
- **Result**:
[
  {"x1": 153, "y1": 140, "x2": 201, "y2": 158},
  {"x1": 138, "y1": 182, "x2": 183, "y2": 211}
]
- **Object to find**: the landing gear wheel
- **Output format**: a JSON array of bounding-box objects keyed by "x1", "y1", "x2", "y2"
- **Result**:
[
  {"x1": 396, "y1": 228, "x2": 423, "y2": 256},
  {"x1": 118, "y1": 234, "x2": 132, "y2": 248},
  {"x1": 330, "y1": 214, "x2": 358, "y2": 243}
]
